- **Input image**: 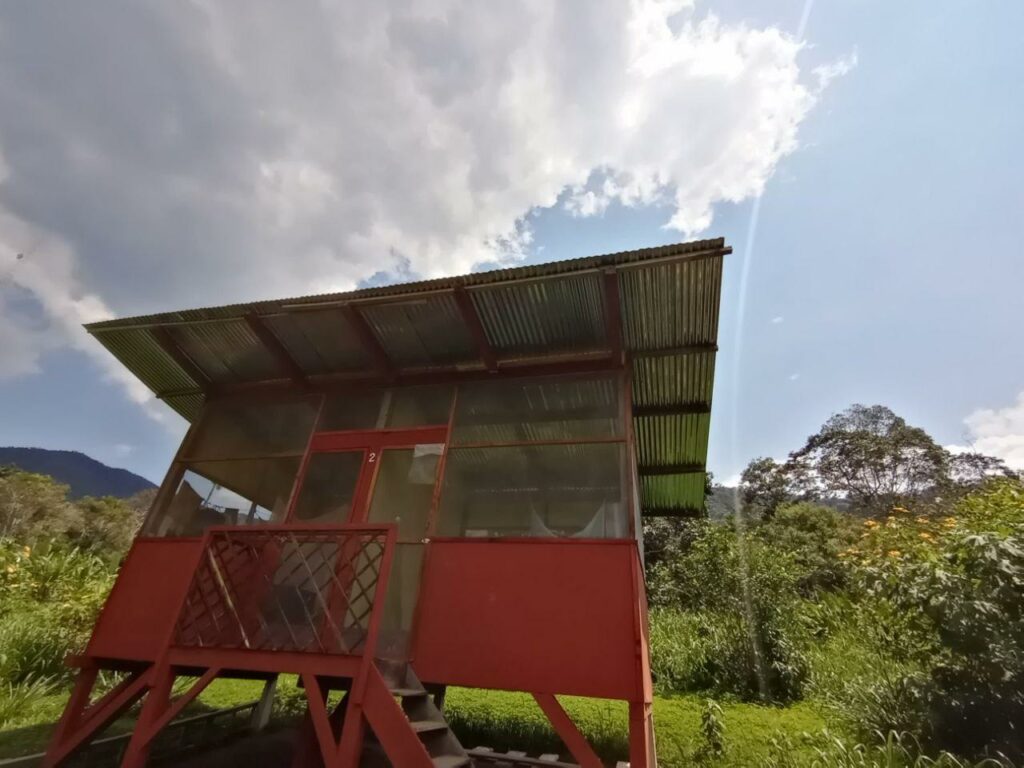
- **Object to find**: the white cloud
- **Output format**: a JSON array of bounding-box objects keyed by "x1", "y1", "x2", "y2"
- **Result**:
[
  {"x1": 813, "y1": 49, "x2": 858, "y2": 91},
  {"x1": 772, "y1": 315, "x2": 784, "y2": 324},
  {"x1": 0, "y1": 0, "x2": 836, "y2": 410},
  {"x1": 948, "y1": 392, "x2": 1024, "y2": 470}
]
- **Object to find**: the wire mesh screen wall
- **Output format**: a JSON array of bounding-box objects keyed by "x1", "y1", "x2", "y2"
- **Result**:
[{"x1": 173, "y1": 526, "x2": 392, "y2": 655}]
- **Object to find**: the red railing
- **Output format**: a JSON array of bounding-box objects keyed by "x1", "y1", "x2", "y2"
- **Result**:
[{"x1": 173, "y1": 524, "x2": 396, "y2": 657}]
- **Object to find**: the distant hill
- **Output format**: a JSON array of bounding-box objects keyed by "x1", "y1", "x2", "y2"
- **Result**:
[{"x1": 0, "y1": 447, "x2": 156, "y2": 499}]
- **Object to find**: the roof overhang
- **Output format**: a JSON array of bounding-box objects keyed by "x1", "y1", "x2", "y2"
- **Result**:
[{"x1": 87, "y1": 237, "x2": 729, "y2": 517}]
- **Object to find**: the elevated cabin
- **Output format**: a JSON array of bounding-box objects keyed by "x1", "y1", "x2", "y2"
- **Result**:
[{"x1": 45, "y1": 238, "x2": 727, "y2": 768}]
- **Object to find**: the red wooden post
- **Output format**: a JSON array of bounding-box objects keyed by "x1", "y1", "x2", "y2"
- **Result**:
[
  {"x1": 628, "y1": 700, "x2": 656, "y2": 768},
  {"x1": 120, "y1": 662, "x2": 175, "y2": 768}
]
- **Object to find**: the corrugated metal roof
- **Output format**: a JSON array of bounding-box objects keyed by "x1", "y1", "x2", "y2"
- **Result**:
[
  {"x1": 85, "y1": 237, "x2": 728, "y2": 517},
  {"x1": 359, "y1": 294, "x2": 477, "y2": 369},
  {"x1": 469, "y1": 273, "x2": 607, "y2": 360}
]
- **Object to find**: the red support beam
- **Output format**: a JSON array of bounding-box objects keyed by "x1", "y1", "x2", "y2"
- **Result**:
[
  {"x1": 453, "y1": 286, "x2": 498, "y2": 372},
  {"x1": 42, "y1": 668, "x2": 152, "y2": 767},
  {"x1": 533, "y1": 693, "x2": 603, "y2": 768},
  {"x1": 342, "y1": 304, "x2": 396, "y2": 381},
  {"x1": 603, "y1": 269, "x2": 624, "y2": 365},
  {"x1": 150, "y1": 326, "x2": 215, "y2": 393},
  {"x1": 245, "y1": 313, "x2": 308, "y2": 387}
]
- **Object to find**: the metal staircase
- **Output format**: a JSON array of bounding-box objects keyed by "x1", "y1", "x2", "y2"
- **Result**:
[{"x1": 370, "y1": 660, "x2": 470, "y2": 768}]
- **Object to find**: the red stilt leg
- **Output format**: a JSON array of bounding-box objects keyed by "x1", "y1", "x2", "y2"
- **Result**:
[
  {"x1": 628, "y1": 700, "x2": 656, "y2": 768},
  {"x1": 120, "y1": 663, "x2": 176, "y2": 768},
  {"x1": 43, "y1": 669, "x2": 151, "y2": 767}
]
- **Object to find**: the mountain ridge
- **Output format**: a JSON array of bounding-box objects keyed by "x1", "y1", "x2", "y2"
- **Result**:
[{"x1": 0, "y1": 447, "x2": 156, "y2": 499}]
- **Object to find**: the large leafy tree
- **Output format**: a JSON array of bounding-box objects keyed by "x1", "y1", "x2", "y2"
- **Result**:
[
  {"x1": 786, "y1": 404, "x2": 949, "y2": 514},
  {"x1": 739, "y1": 457, "x2": 791, "y2": 519}
]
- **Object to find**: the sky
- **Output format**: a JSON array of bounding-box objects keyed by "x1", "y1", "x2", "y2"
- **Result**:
[{"x1": 0, "y1": 0, "x2": 1021, "y2": 486}]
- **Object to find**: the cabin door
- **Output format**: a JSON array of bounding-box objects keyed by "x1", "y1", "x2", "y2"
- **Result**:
[{"x1": 288, "y1": 428, "x2": 446, "y2": 657}]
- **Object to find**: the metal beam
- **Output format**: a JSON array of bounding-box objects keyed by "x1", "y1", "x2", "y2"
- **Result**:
[
  {"x1": 150, "y1": 327, "x2": 215, "y2": 394},
  {"x1": 245, "y1": 313, "x2": 307, "y2": 387},
  {"x1": 453, "y1": 286, "x2": 498, "y2": 372},
  {"x1": 341, "y1": 304, "x2": 396, "y2": 381},
  {"x1": 638, "y1": 462, "x2": 705, "y2": 476},
  {"x1": 641, "y1": 506, "x2": 704, "y2": 518},
  {"x1": 632, "y1": 402, "x2": 710, "y2": 418},
  {"x1": 630, "y1": 343, "x2": 717, "y2": 360},
  {"x1": 603, "y1": 269, "x2": 623, "y2": 365}
]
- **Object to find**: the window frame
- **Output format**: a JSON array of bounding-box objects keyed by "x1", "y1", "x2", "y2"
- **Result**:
[{"x1": 139, "y1": 368, "x2": 636, "y2": 542}]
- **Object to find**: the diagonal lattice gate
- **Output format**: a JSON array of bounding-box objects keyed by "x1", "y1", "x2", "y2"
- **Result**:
[{"x1": 174, "y1": 526, "x2": 390, "y2": 655}]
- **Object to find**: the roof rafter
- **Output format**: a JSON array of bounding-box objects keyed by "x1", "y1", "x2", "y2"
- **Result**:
[
  {"x1": 244, "y1": 313, "x2": 308, "y2": 387},
  {"x1": 603, "y1": 268, "x2": 623, "y2": 365},
  {"x1": 150, "y1": 326, "x2": 216, "y2": 395},
  {"x1": 341, "y1": 304, "x2": 396, "y2": 382},
  {"x1": 453, "y1": 286, "x2": 498, "y2": 372}
]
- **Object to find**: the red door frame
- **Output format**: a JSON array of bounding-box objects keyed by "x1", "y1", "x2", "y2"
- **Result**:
[{"x1": 286, "y1": 425, "x2": 449, "y2": 526}]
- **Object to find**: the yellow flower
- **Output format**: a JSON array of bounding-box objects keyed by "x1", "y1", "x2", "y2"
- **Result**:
[
  {"x1": 919, "y1": 532, "x2": 933, "y2": 540},
  {"x1": 887, "y1": 549, "x2": 902, "y2": 558},
  {"x1": 892, "y1": 506, "x2": 909, "y2": 514},
  {"x1": 915, "y1": 517, "x2": 929, "y2": 524},
  {"x1": 942, "y1": 517, "x2": 957, "y2": 528},
  {"x1": 22, "y1": 546, "x2": 31, "y2": 557},
  {"x1": 864, "y1": 520, "x2": 879, "y2": 528},
  {"x1": 5, "y1": 564, "x2": 15, "y2": 574}
]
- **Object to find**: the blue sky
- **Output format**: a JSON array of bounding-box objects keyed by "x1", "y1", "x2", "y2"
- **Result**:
[{"x1": 0, "y1": 0, "x2": 1022, "y2": 485}]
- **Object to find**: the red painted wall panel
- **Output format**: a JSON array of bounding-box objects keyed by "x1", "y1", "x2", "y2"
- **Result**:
[
  {"x1": 86, "y1": 538, "x2": 203, "y2": 662},
  {"x1": 412, "y1": 539, "x2": 643, "y2": 700}
]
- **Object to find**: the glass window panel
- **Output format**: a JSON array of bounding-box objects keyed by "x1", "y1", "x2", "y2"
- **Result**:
[
  {"x1": 146, "y1": 457, "x2": 300, "y2": 536},
  {"x1": 364, "y1": 448, "x2": 438, "y2": 658},
  {"x1": 188, "y1": 397, "x2": 318, "y2": 458},
  {"x1": 318, "y1": 392, "x2": 386, "y2": 431},
  {"x1": 383, "y1": 385, "x2": 453, "y2": 427},
  {"x1": 437, "y1": 443, "x2": 627, "y2": 539},
  {"x1": 451, "y1": 374, "x2": 622, "y2": 445},
  {"x1": 366, "y1": 448, "x2": 437, "y2": 542},
  {"x1": 291, "y1": 452, "x2": 365, "y2": 523}
]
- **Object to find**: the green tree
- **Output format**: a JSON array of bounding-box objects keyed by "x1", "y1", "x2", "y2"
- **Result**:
[
  {"x1": 71, "y1": 496, "x2": 140, "y2": 555},
  {"x1": 787, "y1": 405, "x2": 949, "y2": 514},
  {"x1": 0, "y1": 467, "x2": 78, "y2": 542},
  {"x1": 740, "y1": 457, "x2": 791, "y2": 519}
]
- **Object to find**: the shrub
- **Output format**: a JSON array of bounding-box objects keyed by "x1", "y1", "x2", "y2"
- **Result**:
[
  {"x1": 759, "y1": 503, "x2": 860, "y2": 594},
  {"x1": 0, "y1": 541, "x2": 115, "y2": 682},
  {"x1": 648, "y1": 524, "x2": 809, "y2": 702}
]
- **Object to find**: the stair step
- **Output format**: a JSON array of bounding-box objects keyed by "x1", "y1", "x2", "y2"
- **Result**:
[
  {"x1": 432, "y1": 757, "x2": 472, "y2": 768},
  {"x1": 391, "y1": 687, "x2": 427, "y2": 698},
  {"x1": 410, "y1": 719, "x2": 449, "y2": 734}
]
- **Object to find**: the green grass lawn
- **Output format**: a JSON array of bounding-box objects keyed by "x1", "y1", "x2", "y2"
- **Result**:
[{"x1": 0, "y1": 680, "x2": 826, "y2": 766}]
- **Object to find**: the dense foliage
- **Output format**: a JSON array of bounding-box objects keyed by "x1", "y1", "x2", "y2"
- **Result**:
[{"x1": 645, "y1": 404, "x2": 1023, "y2": 765}]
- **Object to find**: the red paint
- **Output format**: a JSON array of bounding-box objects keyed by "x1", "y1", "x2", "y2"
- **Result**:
[
  {"x1": 412, "y1": 539, "x2": 644, "y2": 700},
  {"x1": 86, "y1": 539, "x2": 203, "y2": 662}
]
